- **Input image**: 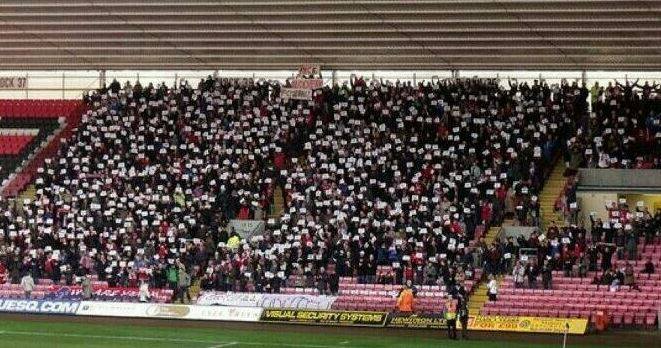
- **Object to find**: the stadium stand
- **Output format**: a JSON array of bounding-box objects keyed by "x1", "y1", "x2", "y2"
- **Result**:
[
  {"x1": 0, "y1": 131, "x2": 37, "y2": 155},
  {"x1": 565, "y1": 81, "x2": 660, "y2": 171},
  {"x1": 0, "y1": 100, "x2": 83, "y2": 197},
  {"x1": 482, "y1": 198, "x2": 660, "y2": 327},
  {"x1": 0, "y1": 77, "x2": 573, "y2": 291},
  {"x1": 0, "y1": 76, "x2": 659, "y2": 327}
]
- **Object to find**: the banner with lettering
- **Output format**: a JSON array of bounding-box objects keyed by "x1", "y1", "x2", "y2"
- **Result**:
[
  {"x1": 261, "y1": 309, "x2": 388, "y2": 327},
  {"x1": 228, "y1": 219, "x2": 266, "y2": 238},
  {"x1": 280, "y1": 88, "x2": 313, "y2": 101},
  {"x1": 290, "y1": 79, "x2": 323, "y2": 90},
  {"x1": 0, "y1": 76, "x2": 28, "y2": 90},
  {"x1": 297, "y1": 65, "x2": 321, "y2": 77},
  {"x1": 197, "y1": 292, "x2": 337, "y2": 310},
  {"x1": 43, "y1": 285, "x2": 172, "y2": 302}
]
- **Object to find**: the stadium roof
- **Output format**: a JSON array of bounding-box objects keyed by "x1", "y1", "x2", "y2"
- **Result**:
[{"x1": 1, "y1": 0, "x2": 660, "y2": 70}]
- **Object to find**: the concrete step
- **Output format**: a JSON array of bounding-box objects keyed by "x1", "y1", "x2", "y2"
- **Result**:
[{"x1": 270, "y1": 187, "x2": 285, "y2": 218}]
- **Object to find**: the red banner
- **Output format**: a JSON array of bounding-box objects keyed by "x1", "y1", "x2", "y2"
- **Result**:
[{"x1": 297, "y1": 65, "x2": 320, "y2": 77}]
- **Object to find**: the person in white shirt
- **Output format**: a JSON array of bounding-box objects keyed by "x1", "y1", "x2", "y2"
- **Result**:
[
  {"x1": 139, "y1": 280, "x2": 151, "y2": 303},
  {"x1": 512, "y1": 261, "x2": 525, "y2": 288},
  {"x1": 487, "y1": 274, "x2": 498, "y2": 301},
  {"x1": 20, "y1": 273, "x2": 35, "y2": 299}
]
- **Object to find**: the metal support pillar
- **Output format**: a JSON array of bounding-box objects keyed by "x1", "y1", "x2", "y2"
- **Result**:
[{"x1": 99, "y1": 70, "x2": 106, "y2": 89}]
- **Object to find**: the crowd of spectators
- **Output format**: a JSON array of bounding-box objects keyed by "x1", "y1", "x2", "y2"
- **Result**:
[
  {"x1": 0, "y1": 73, "x2": 657, "y2": 304},
  {"x1": 565, "y1": 79, "x2": 660, "y2": 171},
  {"x1": 505, "y1": 198, "x2": 660, "y2": 294}
]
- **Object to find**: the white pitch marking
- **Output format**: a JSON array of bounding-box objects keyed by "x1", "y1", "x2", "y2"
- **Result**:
[
  {"x1": 0, "y1": 331, "x2": 345, "y2": 348},
  {"x1": 209, "y1": 342, "x2": 238, "y2": 348}
]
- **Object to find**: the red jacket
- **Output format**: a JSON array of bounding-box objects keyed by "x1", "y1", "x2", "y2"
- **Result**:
[
  {"x1": 481, "y1": 203, "x2": 493, "y2": 223},
  {"x1": 238, "y1": 206, "x2": 251, "y2": 220}
]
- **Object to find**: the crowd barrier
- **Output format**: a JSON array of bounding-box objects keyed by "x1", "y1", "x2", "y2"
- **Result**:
[{"x1": 0, "y1": 299, "x2": 589, "y2": 334}]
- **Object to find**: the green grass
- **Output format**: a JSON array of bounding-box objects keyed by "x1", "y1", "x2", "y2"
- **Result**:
[{"x1": 0, "y1": 318, "x2": 651, "y2": 348}]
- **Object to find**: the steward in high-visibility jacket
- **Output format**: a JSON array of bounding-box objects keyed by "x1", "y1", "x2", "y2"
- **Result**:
[
  {"x1": 396, "y1": 287, "x2": 414, "y2": 312},
  {"x1": 445, "y1": 296, "x2": 458, "y2": 340}
]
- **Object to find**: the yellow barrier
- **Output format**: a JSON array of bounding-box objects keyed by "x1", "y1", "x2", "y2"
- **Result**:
[{"x1": 467, "y1": 315, "x2": 588, "y2": 335}]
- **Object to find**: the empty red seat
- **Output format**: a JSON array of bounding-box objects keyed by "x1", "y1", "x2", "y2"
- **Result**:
[{"x1": 645, "y1": 314, "x2": 657, "y2": 327}]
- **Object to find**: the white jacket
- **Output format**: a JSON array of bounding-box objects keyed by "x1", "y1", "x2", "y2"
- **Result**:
[
  {"x1": 487, "y1": 279, "x2": 498, "y2": 295},
  {"x1": 21, "y1": 275, "x2": 35, "y2": 292},
  {"x1": 513, "y1": 266, "x2": 525, "y2": 284},
  {"x1": 139, "y1": 282, "x2": 151, "y2": 302}
]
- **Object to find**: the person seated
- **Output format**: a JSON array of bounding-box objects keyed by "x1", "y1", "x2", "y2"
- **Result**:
[
  {"x1": 642, "y1": 258, "x2": 655, "y2": 274},
  {"x1": 600, "y1": 269, "x2": 614, "y2": 286}
]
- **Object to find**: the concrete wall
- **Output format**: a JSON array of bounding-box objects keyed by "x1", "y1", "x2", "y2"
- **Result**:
[{"x1": 576, "y1": 191, "x2": 618, "y2": 230}]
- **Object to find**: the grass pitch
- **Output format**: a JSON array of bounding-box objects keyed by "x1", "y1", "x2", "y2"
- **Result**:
[{"x1": 0, "y1": 316, "x2": 653, "y2": 348}]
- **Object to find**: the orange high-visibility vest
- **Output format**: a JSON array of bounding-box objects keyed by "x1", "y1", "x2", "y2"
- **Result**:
[{"x1": 397, "y1": 289, "x2": 414, "y2": 312}]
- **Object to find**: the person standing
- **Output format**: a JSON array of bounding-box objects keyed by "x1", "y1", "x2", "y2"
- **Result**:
[
  {"x1": 328, "y1": 270, "x2": 339, "y2": 295},
  {"x1": 396, "y1": 282, "x2": 415, "y2": 313},
  {"x1": 458, "y1": 298, "x2": 469, "y2": 340},
  {"x1": 81, "y1": 274, "x2": 93, "y2": 300},
  {"x1": 177, "y1": 265, "x2": 191, "y2": 304},
  {"x1": 512, "y1": 261, "x2": 525, "y2": 288},
  {"x1": 444, "y1": 294, "x2": 458, "y2": 340},
  {"x1": 541, "y1": 260, "x2": 553, "y2": 290},
  {"x1": 487, "y1": 274, "x2": 498, "y2": 301},
  {"x1": 525, "y1": 261, "x2": 538, "y2": 289},
  {"x1": 20, "y1": 273, "x2": 35, "y2": 299},
  {"x1": 139, "y1": 280, "x2": 151, "y2": 303},
  {"x1": 166, "y1": 264, "x2": 179, "y2": 301}
]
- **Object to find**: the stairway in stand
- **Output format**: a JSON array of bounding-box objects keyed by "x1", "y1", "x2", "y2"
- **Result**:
[
  {"x1": 270, "y1": 186, "x2": 284, "y2": 219},
  {"x1": 467, "y1": 225, "x2": 504, "y2": 315},
  {"x1": 539, "y1": 160, "x2": 569, "y2": 228},
  {"x1": 188, "y1": 278, "x2": 202, "y2": 304},
  {"x1": 484, "y1": 225, "x2": 502, "y2": 246},
  {"x1": 468, "y1": 281, "x2": 490, "y2": 315},
  {"x1": 17, "y1": 184, "x2": 36, "y2": 206},
  {"x1": 468, "y1": 277, "x2": 505, "y2": 316}
]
